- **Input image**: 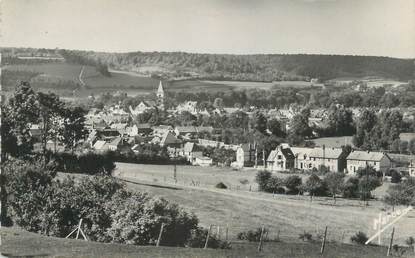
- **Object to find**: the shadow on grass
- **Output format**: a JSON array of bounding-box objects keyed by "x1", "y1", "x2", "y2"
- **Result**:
[{"x1": 120, "y1": 178, "x2": 183, "y2": 191}]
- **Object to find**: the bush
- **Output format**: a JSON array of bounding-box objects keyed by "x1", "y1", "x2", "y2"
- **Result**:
[
  {"x1": 342, "y1": 177, "x2": 360, "y2": 198},
  {"x1": 215, "y1": 182, "x2": 228, "y2": 189},
  {"x1": 265, "y1": 176, "x2": 285, "y2": 193},
  {"x1": 256, "y1": 170, "x2": 272, "y2": 192},
  {"x1": 187, "y1": 227, "x2": 231, "y2": 249},
  {"x1": 51, "y1": 151, "x2": 116, "y2": 175},
  {"x1": 237, "y1": 228, "x2": 268, "y2": 242},
  {"x1": 299, "y1": 231, "x2": 313, "y2": 241},
  {"x1": 405, "y1": 236, "x2": 414, "y2": 246},
  {"x1": 284, "y1": 175, "x2": 302, "y2": 194},
  {"x1": 350, "y1": 231, "x2": 368, "y2": 245},
  {"x1": 390, "y1": 170, "x2": 402, "y2": 183}
]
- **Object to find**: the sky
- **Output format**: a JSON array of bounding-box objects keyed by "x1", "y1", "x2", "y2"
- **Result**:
[{"x1": 1, "y1": 0, "x2": 414, "y2": 58}]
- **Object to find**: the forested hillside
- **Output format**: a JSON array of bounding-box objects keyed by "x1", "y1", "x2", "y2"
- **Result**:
[{"x1": 2, "y1": 47, "x2": 414, "y2": 82}]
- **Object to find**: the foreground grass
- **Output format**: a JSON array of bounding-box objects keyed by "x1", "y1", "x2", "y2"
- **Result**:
[{"x1": 0, "y1": 227, "x2": 405, "y2": 258}]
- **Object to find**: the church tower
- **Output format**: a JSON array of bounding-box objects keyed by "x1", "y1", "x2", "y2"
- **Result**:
[{"x1": 156, "y1": 81, "x2": 165, "y2": 110}]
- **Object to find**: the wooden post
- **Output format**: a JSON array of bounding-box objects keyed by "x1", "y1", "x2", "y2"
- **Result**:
[
  {"x1": 387, "y1": 227, "x2": 395, "y2": 256},
  {"x1": 378, "y1": 213, "x2": 382, "y2": 246},
  {"x1": 75, "y1": 219, "x2": 82, "y2": 239},
  {"x1": 204, "y1": 225, "x2": 212, "y2": 249},
  {"x1": 156, "y1": 223, "x2": 165, "y2": 247},
  {"x1": 277, "y1": 230, "x2": 280, "y2": 241},
  {"x1": 320, "y1": 226, "x2": 328, "y2": 254},
  {"x1": 217, "y1": 226, "x2": 221, "y2": 240},
  {"x1": 225, "y1": 225, "x2": 229, "y2": 241},
  {"x1": 258, "y1": 226, "x2": 265, "y2": 252}
]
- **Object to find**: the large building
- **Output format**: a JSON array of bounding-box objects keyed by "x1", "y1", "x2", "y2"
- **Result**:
[
  {"x1": 346, "y1": 151, "x2": 392, "y2": 175},
  {"x1": 156, "y1": 81, "x2": 165, "y2": 110}
]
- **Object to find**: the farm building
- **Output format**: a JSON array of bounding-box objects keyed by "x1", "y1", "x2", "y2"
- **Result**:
[
  {"x1": 159, "y1": 131, "x2": 182, "y2": 148},
  {"x1": 346, "y1": 150, "x2": 392, "y2": 175},
  {"x1": 267, "y1": 144, "x2": 295, "y2": 171},
  {"x1": 193, "y1": 155, "x2": 213, "y2": 167},
  {"x1": 291, "y1": 147, "x2": 314, "y2": 170},
  {"x1": 182, "y1": 142, "x2": 203, "y2": 162},
  {"x1": 309, "y1": 147, "x2": 347, "y2": 172}
]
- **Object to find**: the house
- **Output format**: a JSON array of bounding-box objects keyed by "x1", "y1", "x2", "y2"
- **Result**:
[
  {"x1": 128, "y1": 123, "x2": 153, "y2": 136},
  {"x1": 400, "y1": 133, "x2": 415, "y2": 142},
  {"x1": 174, "y1": 126, "x2": 198, "y2": 138},
  {"x1": 129, "y1": 101, "x2": 157, "y2": 116},
  {"x1": 309, "y1": 147, "x2": 346, "y2": 172},
  {"x1": 93, "y1": 140, "x2": 108, "y2": 152},
  {"x1": 107, "y1": 137, "x2": 126, "y2": 151},
  {"x1": 409, "y1": 160, "x2": 415, "y2": 177},
  {"x1": 193, "y1": 155, "x2": 213, "y2": 167},
  {"x1": 110, "y1": 123, "x2": 128, "y2": 136},
  {"x1": 233, "y1": 143, "x2": 256, "y2": 168},
  {"x1": 153, "y1": 125, "x2": 174, "y2": 136},
  {"x1": 346, "y1": 150, "x2": 392, "y2": 175},
  {"x1": 159, "y1": 131, "x2": 182, "y2": 148},
  {"x1": 267, "y1": 144, "x2": 295, "y2": 171},
  {"x1": 29, "y1": 124, "x2": 42, "y2": 141},
  {"x1": 176, "y1": 101, "x2": 198, "y2": 115},
  {"x1": 291, "y1": 147, "x2": 314, "y2": 170},
  {"x1": 182, "y1": 142, "x2": 203, "y2": 162}
]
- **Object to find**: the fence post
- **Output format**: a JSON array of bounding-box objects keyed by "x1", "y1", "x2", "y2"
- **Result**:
[
  {"x1": 277, "y1": 229, "x2": 280, "y2": 241},
  {"x1": 204, "y1": 225, "x2": 212, "y2": 249},
  {"x1": 258, "y1": 226, "x2": 265, "y2": 252},
  {"x1": 217, "y1": 226, "x2": 221, "y2": 240},
  {"x1": 387, "y1": 227, "x2": 395, "y2": 256},
  {"x1": 320, "y1": 226, "x2": 328, "y2": 254},
  {"x1": 156, "y1": 223, "x2": 165, "y2": 247},
  {"x1": 225, "y1": 225, "x2": 229, "y2": 241}
]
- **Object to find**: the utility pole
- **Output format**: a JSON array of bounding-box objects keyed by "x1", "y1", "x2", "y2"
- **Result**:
[{"x1": 387, "y1": 227, "x2": 395, "y2": 256}]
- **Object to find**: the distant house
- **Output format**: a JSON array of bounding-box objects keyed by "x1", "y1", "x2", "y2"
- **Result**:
[
  {"x1": 107, "y1": 137, "x2": 126, "y2": 151},
  {"x1": 153, "y1": 125, "x2": 174, "y2": 137},
  {"x1": 409, "y1": 160, "x2": 415, "y2": 177},
  {"x1": 174, "y1": 126, "x2": 198, "y2": 138},
  {"x1": 346, "y1": 151, "x2": 392, "y2": 175},
  {"x1": 128, "y1": 123, "x2": 153, "y2": 136},
  {"x1": 176, "y1": 101, "x2": 198, "y2": 115},
  {"x1": 129, "y1": 101, "x2": 157, "y2": 116},
  {"x1": 267, "y1": 144, "x2": 295, "y2": 171},
  {"x1": 110, "y1": 123, "x2": 128, "y2": 136},
  {"x1": 193, "y1": 155, "x2": 213, "y2": 167},
  {"x1": 29, "y1": 124, "x2": 42, "y2": 141},
  {"x1": 183, "y1": 142, "x2": 203, "y2": 162},
  {"x1": 159, "y1": 131, "x2": 182, "y2": 148},
  {"x1": 291, "y1": 147, "x2": 314, "y2": 170},
  {"x1": 233, "y1": 143, "x2": 256, "y2": 168},
  {"x1": 309, "y1": 147, "x2": 347, "y2": 172},
  {"x1": 93, "y1": 140, "x2": 108, "y2": 152},
  {"x1": 400, "y1": 133, "x2": 415, "y2": 142}
]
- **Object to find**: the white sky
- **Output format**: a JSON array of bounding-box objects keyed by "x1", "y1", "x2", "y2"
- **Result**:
[{"x1": 1, "y1": 0, "x2": 414, "y2": 58}]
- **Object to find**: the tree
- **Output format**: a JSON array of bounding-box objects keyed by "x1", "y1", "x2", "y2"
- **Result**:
[
  {"x1": 227, "y1": 110, "x2": 249, "y2": 130},
  {"x1": 37, "y1": 92, "x2": 64, "y2": 158},
  {"x1": 324, "y1": 173, "x2": 345, "y2": 204},
  {"x1": 326, "y1": 105, "x2": 355, "y2": 136},
  {"x1": 7, "y1": 81, "x2": 39, "y2": 156},
  {"x1": 288, "y1": 108, "x2": 312, "y2": 145},
  {"x1": 303, "y1": 174, "x2": 326, "y2": 201},
  {"x1": 284, "y1": 175, "x2": 302, "y2": 194},
  {"x1": 383, "y1": 179, "x2": 415, "y2": 208},
  {"x1": 59, "y1": 106, "x2": 87, "y2": 153},
  {"x1": 267, "y1": 118, "x2": 285, "y2": 137},
  {"x1": 213, "y1": 98, "x2": 223, "y2": 109},
  {"x1": 342, "y1": 177, "x2": 360, "y2": 198},
  {"x1": 1, "y1": 105, "x2": 18, "y2": 159},
  {"x1": 353, "y1": 109, "x2": 376, "y2": 149},
  {"x1": 256, "y1": 170, "x2": 272, "y2": 192},
  {"x1": 250, "y1": 111, "x2": 267, "y2": 134}
]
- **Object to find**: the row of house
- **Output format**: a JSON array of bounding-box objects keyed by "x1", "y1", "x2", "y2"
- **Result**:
[{"x1": 264, "y1": 144, "x2": 394, "y2": 176}]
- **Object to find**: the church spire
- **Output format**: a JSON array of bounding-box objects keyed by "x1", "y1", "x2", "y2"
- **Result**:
[{"x1": 157, "y1": 81, "x2": 164, "y2": 98}]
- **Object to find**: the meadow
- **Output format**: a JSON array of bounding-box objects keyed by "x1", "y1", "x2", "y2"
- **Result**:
[{"x1": 113, "y1": 163, "x2": 415, "y2": 246}]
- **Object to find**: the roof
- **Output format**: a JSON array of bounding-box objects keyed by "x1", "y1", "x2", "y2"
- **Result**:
[
  {"x1": 183, "y1": 142, "x2": 196, "y2": 153},
  {"x1": 281, "y1": 147, "x2": 295, "y2": 160},
  {"x1": 157, "y1": 81, "x2": 164, "y2": 95},
  {"x1": 196, "y1": 126, "x2": 214, "y2": 133},
  {"x1": 309, "y1": 147, "x2": 344, "y2": 159},
  {"x1": 93, "y1": 140, "x2": 107, "y2": 150},
  {"x1": 136, "y1": 123, "x2": 152, "y2": 129},
  {"x1": 109, "y1": 137, "x2": 123, "y2": 146},
  {"x1": 175, "y1": 126, "x2": 197, "y2": 133},
  {"x1": 160, "y1": 132, "x2": 181, "y2": 146},
  {"x1": 291, "y1": 147, "x2": 314, "y2": 157},
  {"x1": 347, "y1": 151, "x2": 387, "y2": 161},
  {"x1": 267, "y1": 146, "x2": 295, "y2": 161}
]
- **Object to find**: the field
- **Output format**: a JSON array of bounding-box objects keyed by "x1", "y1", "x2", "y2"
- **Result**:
[
  {"x1": 1, "y1": 226, "x2": 401, "y2": 258},
  {"x1": 113, "y1": 163, "x2": 415, "y2": 246},
  {"x1": 310, "y1": 136, "x2": 355, "y2": 148}
]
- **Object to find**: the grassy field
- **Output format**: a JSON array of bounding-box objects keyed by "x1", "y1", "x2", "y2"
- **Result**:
[
  {"x1": 310, "y1": 136, "x2": 355, "y2": 148},
  {"x1": 113, "y1": 163, "x2": 415, "y2": 246},
  {"x1": 1, "y1": 226, "x2": 407, "y2": 258}
]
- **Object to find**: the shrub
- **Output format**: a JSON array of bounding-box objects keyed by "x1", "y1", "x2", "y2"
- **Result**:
[
  {"x1": 299, "y1": 231, "x2": 313, "y2": 241},
  {"x1": 350, "y1": 231, "x2": 368, "y2": 245},
  {"x1": 237, "y1": 228, "x2": 268, "y2": 242},
  {"x1": 187, "y1": 227, "x2": 231, "y2": 249},
  {"x1": 265, "y1": 176, "x2": 284, "y2": 193},
  {"x1": 390, "y1": 170, "x2": 402, "y2": 183},
  {"x1": 342, "y1": 177, "x2": 360, "y2": 198},
  {"x1": 239, "y1": 179, "x2": 249, "y2": 185},
  {"x1": 256, "y1": 170, "x2": 272, "y2": 192},
  {"x1": 51, "y1": 151, "x2": 116, "y2": 175},
  {"x1": 215, "y1": 182, "x2": 228, "y2": 189},
  {"x1": 284, "y1": 175, "x2": 302, "y2": 194},
  {"x1": 405, "y1": 236, "x2": 414, "y2": 246}
]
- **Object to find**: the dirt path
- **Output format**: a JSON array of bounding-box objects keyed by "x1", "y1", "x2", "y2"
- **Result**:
[{"x1": 78, "y1": 65, "x2": 86, "y2": 86}]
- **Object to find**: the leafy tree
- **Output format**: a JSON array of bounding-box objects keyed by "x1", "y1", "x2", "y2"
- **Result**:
[
  {"x1": 59, "y1": 106, "x2": 87, "y2": 153},
  {"x1": 213, "y1": 98, "x2": 223, "y2": 109},
  {"x1": 353, "y1": 109, "x2": 377, "y2": 149},
  {"x1": 288, "y1": 108, "x2": 312, "y2": 145},
  {"x1": 303, "y1": 174, "x2": 327, "y2": 201},
  {"x1": 265, "y1": 176, "x2": 285, "y2": 193},
  {"x1": 326, "y1": 105, "x2": 355, "y2": 136},
  {"x1": 284, "y1": 175, "x2": 302, "y2": 194},
  {"x1": 227, "y1": 110, "x2": 249, "y2": 130},
  {"x1": 256, "y1": 170, "x2": 272, "y2": 192},
  {"x1": 383, "y1": 179, "x2": 415, "y2": 208},
  {"x1": 267, "y1": 118, "x2": 285, "y2": 137},
  {"x1": 324, "y1": 173, "x2": 345, "y2": 204},
  {"x1": 342, "y1": 177, "x2": 360, "y2": 198},
  {"x1": 250, "y1": 111, "x2": 267, "y2": 134}
]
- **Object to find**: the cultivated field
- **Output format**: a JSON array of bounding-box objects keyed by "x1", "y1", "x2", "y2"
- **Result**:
[
  {"x1": 114, "y1": 163, "x2": 415, "y2": 246},
  {"x1": 310, "y1": 136, "x2": 355, "y2": 148}
]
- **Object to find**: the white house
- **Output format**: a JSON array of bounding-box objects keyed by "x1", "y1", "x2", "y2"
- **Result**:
[
  {"x1": 409, "y1": 160, "x2": 415, "y2": 177},
  {"x1": 193, "y1": 155, "x2": 213, "y2": 167},
  {"x1": 267, "y1": 144, "x2": 295, "y2": 171},
  {"x1": 290, "y1": 147, "x2": 314, "y2": 170},
  {"x1": 309, "y1": 147, "x2": 346, "y2": 172},
  {"x1": 129, "y1": 101, "x2": 156, "y2": 116},
  {"x1": 346, "y1": 150, "x2": 392, "y2": 175},
  {"x1": 177, "y1": 101, "x2": 198, "y2": 115}
]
